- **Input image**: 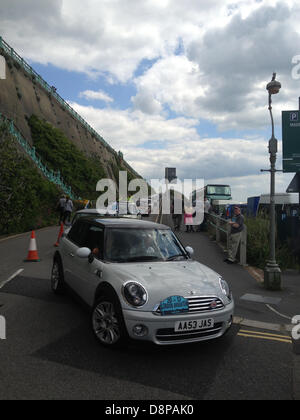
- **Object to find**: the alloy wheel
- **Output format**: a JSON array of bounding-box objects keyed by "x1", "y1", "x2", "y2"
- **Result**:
[
  {"x1": 51, "y1": 261, "x2": 60, "y2": 291},
  {"x1": 92, "y1": 301, "x2": 121, "y2": 345}
]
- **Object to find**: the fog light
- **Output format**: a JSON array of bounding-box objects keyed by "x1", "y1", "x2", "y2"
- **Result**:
[{"x1": 133, "y1": 324, "x2": 148, "y2": 337}]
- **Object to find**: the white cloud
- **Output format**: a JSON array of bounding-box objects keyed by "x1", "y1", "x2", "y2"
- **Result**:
[
  {"x1": 0, "y1": 0, "x2": 299, "y2": 201},
  {"x1": 70, "y1": 102, "x2": 200, "y2": 148},
  {"x1": 70, "y1": 101, "x2": 292, "y2": 201},
  {"x1": 132, "y1": 55, "x2": 204, "y2": 117},
  {"x1": 79, "y1": 90, "x2": 114, "y2": 103},
  {"x1": 0, "y1": 0, "x2": 252, "y2": 81},
  {"x1": 128, "y1": 2, "x2": 300, "y2": 131}
]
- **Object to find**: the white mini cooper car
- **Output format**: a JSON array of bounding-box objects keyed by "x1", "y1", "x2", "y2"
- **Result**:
[{"x1": 51, "y1": 217, "x2": 234, "y2": 347}]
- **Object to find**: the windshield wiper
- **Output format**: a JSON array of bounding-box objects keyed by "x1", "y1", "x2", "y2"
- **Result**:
[
  {"x1": 166, "y1": 254, "x2": 187, "y2": 261},
  {"x1": 125, "y1": 256, "x2": 162, "y2": 262}
]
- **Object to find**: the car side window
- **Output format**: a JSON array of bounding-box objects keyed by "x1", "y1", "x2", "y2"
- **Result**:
[
  {"x1": 67, "y1": 220, "x2": 89, "y2": 247},
  {"x1": 82, "y1": 225, "x2": 104, "y2": 260}
]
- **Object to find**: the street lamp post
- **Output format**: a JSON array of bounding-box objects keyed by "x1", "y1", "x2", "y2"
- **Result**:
[{"x1": 264, "y1": 73, "x2": 282, "y2": 290}]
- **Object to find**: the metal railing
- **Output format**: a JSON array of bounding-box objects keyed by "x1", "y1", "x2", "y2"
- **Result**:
[
  {"x1": 208, "y1": 213, "x2": 247, "y2": 266},
  {"x1": 0, "y1": 36, "x2": 140, "y2": 179},
  {"x1": 0, "y1": 114, "x2": 78, "y2": 200}
]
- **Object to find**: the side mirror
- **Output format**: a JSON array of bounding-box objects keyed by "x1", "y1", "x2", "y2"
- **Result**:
[
  {"x1": 185, "y1": 246, "x2": 194, "y2": 257},
  {"x1": 76, "y1": 247, "x2": 92, "y2": 259}
]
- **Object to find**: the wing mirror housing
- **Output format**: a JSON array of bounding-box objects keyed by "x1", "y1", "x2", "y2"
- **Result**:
[
  {"x1": 76, "y1": 247, "x2": 92, "y2": 259},
  {"x1": 76, "y1": 247, "x2": 95, "y2": 263},
  {"x1": 185, "y1": 246, "x2": 194, "y2": 257}
]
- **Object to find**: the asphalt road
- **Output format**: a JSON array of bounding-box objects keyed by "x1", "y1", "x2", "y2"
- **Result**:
[{"x1": 0, "y1": 221, "x2": 297, "y2": 400}]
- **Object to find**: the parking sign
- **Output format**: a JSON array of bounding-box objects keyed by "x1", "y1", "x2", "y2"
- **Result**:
[
  {"x1": 282, "y1": 111, "x2": 300, "y2": 172},
  {"x1": 290, "y1": 112, "x2": 298, "y2": 122}
]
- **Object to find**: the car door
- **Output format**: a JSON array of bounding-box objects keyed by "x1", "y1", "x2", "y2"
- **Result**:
[
  {"x1": 75, "y1": 223, "x2": 105, "y2": 306},
  {"x1": 61, "y1": 219, "x2": 88, "y2": 286}
]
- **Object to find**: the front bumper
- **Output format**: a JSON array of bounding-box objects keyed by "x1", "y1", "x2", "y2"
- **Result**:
[{"x1": 122, "y1": 300, "x2": 234, "y2": 345}]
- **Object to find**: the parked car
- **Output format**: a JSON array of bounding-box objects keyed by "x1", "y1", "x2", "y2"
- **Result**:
[
  {"x1": 51, "y1": 217, "x2": 234, "y2": 348},
  {"x1": 71, "y1": 204, "x2": 141, "y2": 226}
]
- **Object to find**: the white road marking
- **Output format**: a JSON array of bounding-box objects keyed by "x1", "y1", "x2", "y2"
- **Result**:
[
  {"x1": 0, "y1": 226, "x2": 56, "y2": 243},
  {"x1": 265, "y1": 304, "x2": 293, "y2": 321},
  {"x1": 0, "y1": 269, "x2": 24, "y2": 290},
  {"x1": 0, "y1": 233, "x2": 27, "y2": 243},
  {"x1": 233, "y1": 316, "x2": 292, "y2": 332}
]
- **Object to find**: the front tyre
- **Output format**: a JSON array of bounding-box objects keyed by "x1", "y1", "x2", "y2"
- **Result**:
[
  {"x1": 92, "y1": 294, "x2": 128, "y2": 348},
  {"x1": 51, "y1": 258, "x2": 65, "y2": 295}
]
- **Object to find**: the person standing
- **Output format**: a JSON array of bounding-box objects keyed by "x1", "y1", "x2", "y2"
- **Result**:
[
  {"x1": 204, "y1": 197, "x2": 211, "y2": 215},
  {"x1": 171, "y1": 200, "x2": 183, "y2": 232},
  {"x1": 58, "y1": 195, "x2": 66, "y2": 225},
  {"x1": 202, "y1": 197, "x2": 211, "y2": 231},
  {"x1": 63, "y1": 196, "x2": 73, "y2": 225},
  {"x1": 184, "y1": 205, "x2": 194, "y2": 233},
  {"x1": 174, "y1": 210, "x2": 183, "y2": 232},
  {"x1": 224, "y1": 206, "x2": 244, "y2": 264}
]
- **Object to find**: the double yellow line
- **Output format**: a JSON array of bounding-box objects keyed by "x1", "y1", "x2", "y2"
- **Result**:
[{"x1": 238, "y1": 329, "x2": 292, "y2": 344}]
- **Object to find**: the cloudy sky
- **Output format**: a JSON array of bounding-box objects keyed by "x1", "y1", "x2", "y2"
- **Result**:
[{"x1": 1, "y1": 0, "x2": 300, "y2": 201}]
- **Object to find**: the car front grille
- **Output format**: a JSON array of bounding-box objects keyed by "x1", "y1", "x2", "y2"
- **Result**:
[
  {"x1": 156, "y1": 322, "x2": 223, "y2": 343},
  {"x1": 154, "y1": 296, "x2": 224, "y2": 315}
]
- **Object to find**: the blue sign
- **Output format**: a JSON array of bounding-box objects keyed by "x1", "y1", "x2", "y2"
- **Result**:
[{"x1": 160, "y1": 296, "x2": 189, "y2": 316}]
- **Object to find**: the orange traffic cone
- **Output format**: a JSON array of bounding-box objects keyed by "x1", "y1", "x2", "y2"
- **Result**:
[
  {"x1": 54, "y1": 222, "x2": 64, "y2": 247},
  {"x1": 24, "y1": 231, "x2": 40, "y2": 262}
]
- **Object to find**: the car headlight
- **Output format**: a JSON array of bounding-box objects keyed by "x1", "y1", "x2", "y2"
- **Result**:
[
  {"x1": 219, "y1": 277, "x2": 232, "y2": 300},
  {"x1": 123, "y1": 282, "x2": 148, "y2": 307}
]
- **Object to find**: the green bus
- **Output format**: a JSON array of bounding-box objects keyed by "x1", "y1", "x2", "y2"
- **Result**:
[{"x1": 192, "y1": 184, "x2": 232, "y2": 204}]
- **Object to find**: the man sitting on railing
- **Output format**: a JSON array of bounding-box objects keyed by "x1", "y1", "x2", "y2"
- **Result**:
[{"x1": 224, "y1": 206, "x2": 244, "y2": 264}]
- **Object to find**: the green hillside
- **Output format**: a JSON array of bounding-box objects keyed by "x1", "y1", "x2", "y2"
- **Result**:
[
  {"x1": 28, "y1": 115, "x2": 107, "y2": 199},
  {"x1": 0, "y1": 121, "x2": 59, "y2": 235}
]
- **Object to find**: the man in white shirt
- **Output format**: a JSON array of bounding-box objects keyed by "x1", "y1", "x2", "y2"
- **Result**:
[
  {"x1": 58, "y1": 195, "x2": 66, "y2": 224},
  {"x1": 63, "y1": 197, "x2": 73, "y2": 225}
]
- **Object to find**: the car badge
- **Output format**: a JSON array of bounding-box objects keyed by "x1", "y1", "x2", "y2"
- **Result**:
[
  {"x1": 210, "y1": 300, "x2": 218, "y2": 309},
  {"x1": 190, "y1": 290, "x2": 196, "y2": 295}
]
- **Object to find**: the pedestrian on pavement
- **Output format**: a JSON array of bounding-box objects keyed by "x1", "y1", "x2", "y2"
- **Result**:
[
  {"x1": 202, "y1": 197, "x2": 211, "y2": 231},
  {"x1": 63, "y1": 196, "x2": 73, "y2": 225},
  {"x1": 194, "y1": 197, "x2": 203, "y2": 232},
  {"x1": 57, "y1": 195, "x2": 66, "y2": 225},
  {"x1": 204, "y1": 197, "x2": 211, "y2": 215},
  {"x1": 171, "y1": 200, "x2": 183, "y2": 232},
  {"x1": 184, "y1": 205, "x2": 194, "y2": 233},
  {"x1": 224, "y1": 205, "x2": 244, "y2": 264}
]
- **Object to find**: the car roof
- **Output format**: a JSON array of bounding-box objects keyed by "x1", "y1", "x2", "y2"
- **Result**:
[
  {"x1": 79, "y1": 216, "x2": 170, "y2": 230},
  {"x1": 76, "y1": 209, "x2": 108, "y2": 214}
]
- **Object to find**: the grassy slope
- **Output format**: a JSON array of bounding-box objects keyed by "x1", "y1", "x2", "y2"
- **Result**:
[
  {"x1": 28, "y1": 115, "x2": 107, "y2": 199},
  {"x1": 0, "y1": 122, "x2": 59, "y2": 235}
]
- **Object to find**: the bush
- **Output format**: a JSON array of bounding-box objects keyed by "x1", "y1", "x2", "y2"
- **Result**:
[
  {"x1": 28, "y1": 115, "x2": 107, "y2": 199},
  {"x1": 0, "y1": 122, "x2": 59, "y2": 235},
  {"x1": 245, "y1": 217, "x2": 269, "y2": 268},
  {"x1": 245, "y1": 216, "x2": 298, "y2": 270}
]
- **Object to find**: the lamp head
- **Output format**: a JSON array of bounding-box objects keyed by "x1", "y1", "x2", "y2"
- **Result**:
[{"x1": 266, "y1": 73, "x2": 281, "y2": 95}]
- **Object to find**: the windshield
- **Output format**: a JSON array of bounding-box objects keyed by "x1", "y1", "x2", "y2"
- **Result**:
[
  {"x1": 207, "y1": 185, "x2": 231, "y2": 196},
  {"x1": 105, "y1": 228, "x2": 188, "y2": 263}
]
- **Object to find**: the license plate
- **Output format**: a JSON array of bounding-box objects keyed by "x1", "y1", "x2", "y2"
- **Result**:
[{"x1": 175, "y1": 318, "x2": 214, "y2": 332}]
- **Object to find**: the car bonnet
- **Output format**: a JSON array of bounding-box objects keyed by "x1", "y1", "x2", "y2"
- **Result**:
[{"x1": 107, "y1": 260, "x2": 223, "y2": 308}]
